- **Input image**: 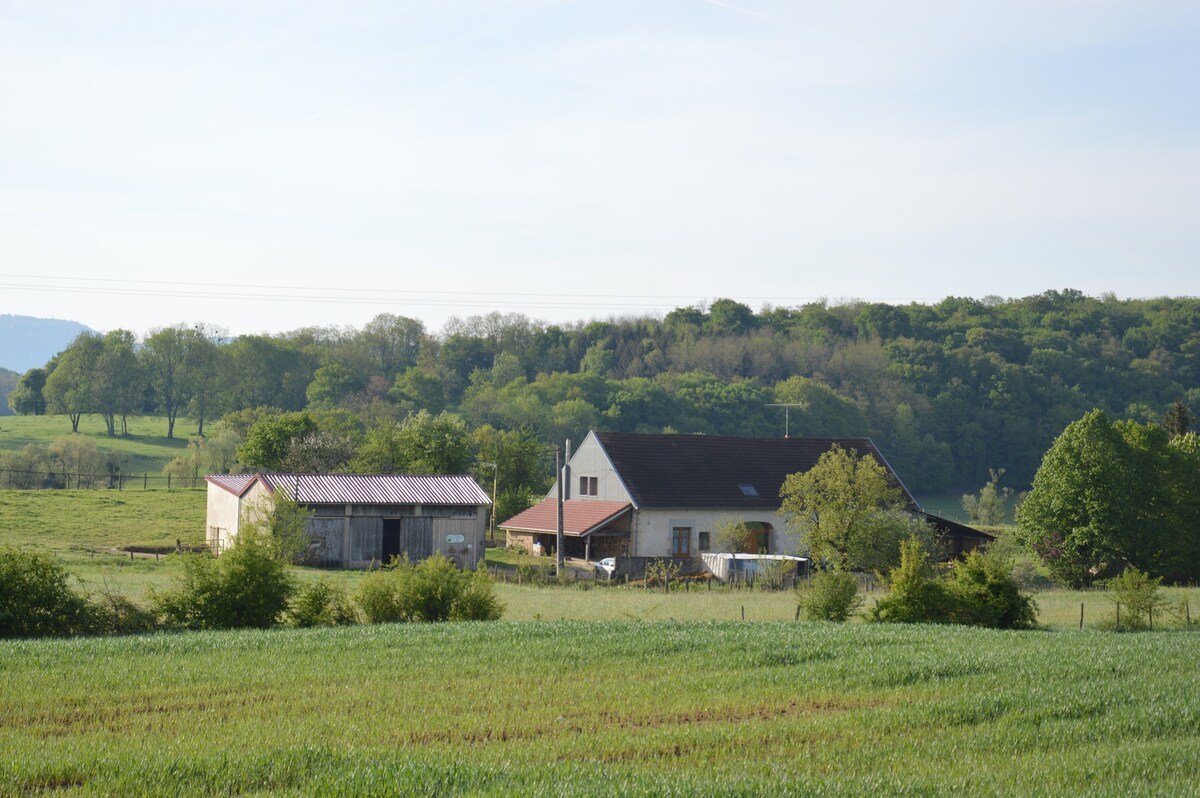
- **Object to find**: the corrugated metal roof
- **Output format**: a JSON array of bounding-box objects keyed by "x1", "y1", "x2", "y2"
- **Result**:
[
  {"x1": 205, "y1": 473, "x2": 490, "y2": 506},
  {"x1": 500, "y1": 499, "x2": 631, "y2": 536}
]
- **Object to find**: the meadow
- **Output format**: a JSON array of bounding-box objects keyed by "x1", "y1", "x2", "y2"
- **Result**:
[
  {"x1": 4, "y1": 621, "x2": 1200, "y2": 796},
  {"x1": 0, "y1": 414, "x2": 191, "y2": 476}
]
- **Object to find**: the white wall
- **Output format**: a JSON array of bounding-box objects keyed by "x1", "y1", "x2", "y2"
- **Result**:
[{"x1": 631, "y1": 508, "x2": 798, "y2": 559}]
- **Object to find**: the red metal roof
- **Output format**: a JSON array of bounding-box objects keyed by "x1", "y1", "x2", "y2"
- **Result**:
[
  {"x1": 500, "y1": 499, "x2": 631, "y2": 536},
  {"x1": 205, "y1": 473, "x2": 490, "y2": 506}
]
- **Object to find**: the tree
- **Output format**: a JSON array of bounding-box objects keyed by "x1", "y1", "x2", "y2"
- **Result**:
[
  {"x1": 1164, "y1": 400, "x2": 1195, "y2": 439},
  {"x1": 237, "y1": 412, "x2": 318, "y2": 471},
  {"x1": 44, "y1": 332, "x2": 103, "y2": 432},
  {"x1": 961, "y1": 468, "x2": 1013, "y2": 526},
  {"x1": 7, "y1": 367, "x2": 48, "y2": 416},
  {"x1": 1016, "y1": 409, "x2": 1200, "y2": 586},
  {"x1": 712, "y1": 516, "x2": 755, "y2": 556},
  {"x1": 779, "y1": 444, "x2": 907, "y2": 571},
  {"x1": 143, "y1": 325, "x2": 213, "y2": 438},
  {"x1": 92, "y1": 330, "x2": 142, "y2": 436}
]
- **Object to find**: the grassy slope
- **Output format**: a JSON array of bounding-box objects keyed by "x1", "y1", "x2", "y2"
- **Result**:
[
  {"x1": 3, "y1": 622, "x2": 1200, "y2": 796},
  {"x1": 0, "y1": 414, "x2": 192, "y2": 474}
]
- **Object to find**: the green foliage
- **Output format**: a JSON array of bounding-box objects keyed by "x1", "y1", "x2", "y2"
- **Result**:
[
  {"x1": 289, "y1": 579, "x2": 359, "y2": 627},
  {"x1": 797, "y1": 570, "x2": 862, "y2": 622},
  {"x1": 1107, "y1": 567, "x2": 1171, "y2": 630},
  {"x1": 0, "y1": 547, "x2": 96, "y2": 637},
  {"x1": 780, "y1": 444, "x2": 907, "y2": 572},
  {"x1": 355, "y1": 555, "x2": 503, "y2": 623},
  {"x1": 712, "y1": 516, "x2": 755, "y2": 555},
  {"x1": 872, "y1": 537, "x2": 954, "y2": 624},
  {"x1": 947, "y1": 549, "x2": 1038, "y2": 630},
  {"x1": 875, "y1": 538, "x2": 1038, "y2": 629},
  {"x1": 7, "y1": 367, "x2": 47, "y2": 415},
  {"x1": 243, "y1": 489, "x2": 316, "y2": 565},
  {"x1": 236, "y1": 411, "x2": 318, "y2": 471},
  {"x1": 1017, "y1": 409, "x2": 1200, "y2": 585},
  {"x1": 961, "y1": 468, "x2": 1013, "y2": 525},
  {"x1": 152, "y1": 533, "x2": 294, "y2": 630}
]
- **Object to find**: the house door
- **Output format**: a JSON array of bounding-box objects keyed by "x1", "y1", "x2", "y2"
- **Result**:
[{"x1": 382, "y1": 519, "x2": 401, "y2": 565}]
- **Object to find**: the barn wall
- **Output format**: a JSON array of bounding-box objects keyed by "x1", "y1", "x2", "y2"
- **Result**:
[{"x1": 205, "y1": 485, "x2": 241, "y2": 552}]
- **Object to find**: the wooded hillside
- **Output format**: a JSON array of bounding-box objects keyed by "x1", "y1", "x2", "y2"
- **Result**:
[{"x1": 8, "y1": 290, "x2": 1199, "y2": 493}]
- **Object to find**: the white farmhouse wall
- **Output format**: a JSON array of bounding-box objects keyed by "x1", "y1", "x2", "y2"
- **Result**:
[
  {"x1": 547, "y1": 433, "x2": 632, "y2": 504},
  {"x1": 630, "y1": 509, "x2": 798, "y2": 558}
]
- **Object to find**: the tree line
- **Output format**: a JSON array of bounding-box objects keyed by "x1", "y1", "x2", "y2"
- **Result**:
[{"x1": 7, "y1": 290, "x2": 1200, "y2": 494}]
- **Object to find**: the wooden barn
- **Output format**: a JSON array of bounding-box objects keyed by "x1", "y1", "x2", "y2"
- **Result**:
[{"x1": 205, "y1": 472, "x2": 491, "y2": 569}]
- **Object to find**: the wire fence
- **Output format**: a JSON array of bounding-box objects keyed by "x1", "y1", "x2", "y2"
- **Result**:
[{"x1": 0, "y1": 468, "x2": 205, "y2": 491}]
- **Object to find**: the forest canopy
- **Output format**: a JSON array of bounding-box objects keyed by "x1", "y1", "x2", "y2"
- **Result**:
[{"x1": 9, "y1": 291, "x2": 1200, "y2": 495}]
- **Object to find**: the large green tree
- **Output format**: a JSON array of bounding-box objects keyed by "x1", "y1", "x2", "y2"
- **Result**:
[
  {"x1": 7, "y1": 367, "x2": 48, "y2": 416},
  {"x1": 1016, "y1": 409, "x2": 1200, "y2": 586},
  {"x1": 779, "y1": 444, "x2": 914, "y2": 572}
]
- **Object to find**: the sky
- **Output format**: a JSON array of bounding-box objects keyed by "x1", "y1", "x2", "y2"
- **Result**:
[{"x1": 1, "y1": 0, "x2": 1198, "y2": 338}]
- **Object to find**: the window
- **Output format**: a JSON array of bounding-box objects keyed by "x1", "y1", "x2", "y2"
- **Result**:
[
  {"x1": 738, "y1": 483, "x2": 758, "y2": 497},
  {"x1": 698, "y1": 531, "x2": 710, "y2": 551},
  {"x1": 671, "y1": 526, "x2": 691, "y2": 558},
  {"x1": 578, "y1": 476, "x2": 598, "y2": 496}
]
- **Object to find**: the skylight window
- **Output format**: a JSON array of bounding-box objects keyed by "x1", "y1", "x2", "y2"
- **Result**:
[{"x1": 739, "y1": 484, "x2": 758, "y2": 497}]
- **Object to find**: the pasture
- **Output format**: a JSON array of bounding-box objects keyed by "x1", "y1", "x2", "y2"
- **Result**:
[
  {"x1": 4, "y1": 622, "x2": 1200, "y2": 796},
  {"x1": 0, "y1": 414, "x2": 191, "y2": 476}
]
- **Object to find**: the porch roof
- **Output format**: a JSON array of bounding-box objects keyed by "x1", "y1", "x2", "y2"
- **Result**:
[{"x1": 500, "y1": 499, "x2": 631, "y2": 537}]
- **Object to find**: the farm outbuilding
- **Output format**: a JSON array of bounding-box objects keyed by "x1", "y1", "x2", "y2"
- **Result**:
[{"x1": 205, "y1": 472, "x2": 491, "y2": 569}]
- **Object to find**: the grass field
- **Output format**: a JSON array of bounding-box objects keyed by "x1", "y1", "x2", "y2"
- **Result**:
[
  {"x1": 3, "y1": 621, "x2": 1200, "y2": 796},
  {"x1": 0, "y1": 414, "x2": 191, "y2": 475}
]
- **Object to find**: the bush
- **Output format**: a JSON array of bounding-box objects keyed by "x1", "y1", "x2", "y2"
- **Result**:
[
  {"x1": 947, "y1": 550, "x2": 1038, "y2": 630},
  {"x1": 356, "y1": 555, "x2": 503, "y2": 623},
  {"x1": 0, "y1": 548, "x2": 96, "y2": 637},
  {"x1": 90, "y1": 587, "x2": 158, "y2": 635},
  {"x1": 873, "y1": 538, "x2": 1039, "y2": 629},
  {"x1": 290, "y1": 579, "x2": 359, "y2": 627},
  {"x1": 153, "y1": 533, "x2": 294, "y2": 630},
  {"x1": 872, "y1": 537, "x2": 954, "y2": 624},
  {"x1": 797, "y1": 571, "x2": 862, "y2": 622},
  {"x1": 1108, "y1": 567, "x2": 1171, "y2": 630}
]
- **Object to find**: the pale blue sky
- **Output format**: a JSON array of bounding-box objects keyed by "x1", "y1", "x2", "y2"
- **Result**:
[{"x1": 2, "y1": 1, "x2": 1197, "y2": 336}]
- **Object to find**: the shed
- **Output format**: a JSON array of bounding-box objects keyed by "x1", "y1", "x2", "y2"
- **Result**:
[{"x1": 205, "y1": 472, "x2": 491, "y2": 569}]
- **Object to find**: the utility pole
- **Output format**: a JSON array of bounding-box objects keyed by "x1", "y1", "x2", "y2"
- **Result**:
[
  {"x1": 766, "y1": 403, "x2": 804, "y2": 438},
  {"x1": 555, "y1": 447, "x2": 564, "y2": 576}
]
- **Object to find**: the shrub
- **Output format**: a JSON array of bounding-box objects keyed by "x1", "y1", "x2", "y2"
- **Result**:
[
  {"x1": 1108, "y1": 567, "x2": 1171, "y2": 630},
  {"x1": 356, "y1": 555, "x2": 503, "y2": 623},
  {"x1": 797, "y1": 570, "x2": 862, "y2": 622},
  {"x1": 947, "y1": 549, "x2": 1038, "y2": 630},
  {"x1": 290, "y1": 579, "x2": 359, "y2": 627},
  {"x1": 873, "y1": 538, "x2": 1039, "y2": 629},
  {"x1": 153, "y1": 533, "x2": 294, "y2": 630},
  {"x1": 0, "y1": 548, "x2": 96, "y2": 637},
  {"x1": 90, "y1": 587, "x2": 158, "y2": 635},
  {"x1": 872, "y1": 537, "x2": 954, "y2": 624}
]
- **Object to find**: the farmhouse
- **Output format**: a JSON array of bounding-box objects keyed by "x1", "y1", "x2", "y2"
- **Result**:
[
  {"x1": 500, "y1": 431, "x2": 990, "y2": 571},
  {"x1": 205, "y1": 472, "x2": 490, "y2": 569}
]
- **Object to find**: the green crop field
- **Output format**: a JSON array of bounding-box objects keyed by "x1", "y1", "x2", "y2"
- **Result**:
[
  {"x1": 0, "y1": 414, "x2": 192, "y2": 475},
  {"x1": 3, "y1": 622, "x2": 1200, "y2": 796}
]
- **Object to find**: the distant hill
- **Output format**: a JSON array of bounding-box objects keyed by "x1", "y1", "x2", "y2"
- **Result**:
[
  {"x1": 0, "y1": 367, "x2": 16, "y2": 416},
  {"x1": 0, "y1": 314, "x2": 93, "y2": 373}
]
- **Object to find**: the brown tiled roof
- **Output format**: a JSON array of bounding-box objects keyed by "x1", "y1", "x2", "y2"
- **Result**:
[
  {"x1": 593, "y1": 431, "x2": 915, "y2": 509},
  {"x1": 204, "y1": 473, "x2": 490, "y2": 506},
  {"x1": 500, "y1": 499, "x2": 631, "y2": 537}
]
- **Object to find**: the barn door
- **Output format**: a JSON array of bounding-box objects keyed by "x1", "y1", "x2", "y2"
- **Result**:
[
  {"x1": 399, "y1": 516, "x2": 433, "y2": 561},
  {"x1": 381, "y1": 519, "x2": 401, "y2": 566}
]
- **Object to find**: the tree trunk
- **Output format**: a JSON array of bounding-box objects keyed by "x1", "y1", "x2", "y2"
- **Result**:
[{"x1": 70, "y1": 413, "x2": 81, "y2": 433}]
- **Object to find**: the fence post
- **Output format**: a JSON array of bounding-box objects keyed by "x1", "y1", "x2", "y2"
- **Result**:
[
  {"x1": 144, "y1": 473, "x2": 148, "y2": 490},
  {"x1": 1080, "y1": 602, "x2": 1084, "y2": 630}
]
